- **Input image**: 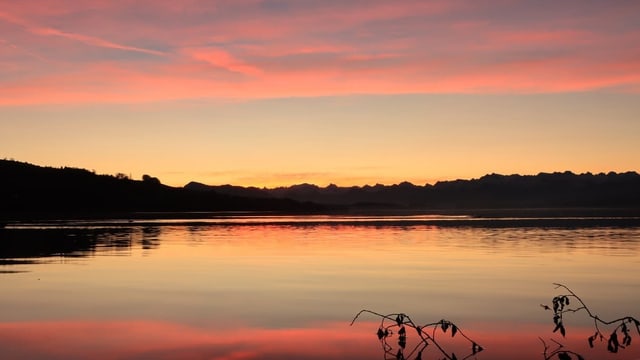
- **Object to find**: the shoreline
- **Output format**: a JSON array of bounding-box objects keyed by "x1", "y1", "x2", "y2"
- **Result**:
[
  {"x1": 3, "y1": 206, "x2": 640, "y2": 220},
  {"x1": 3, "y1": 210, "x2": 640, "y2": 229}
]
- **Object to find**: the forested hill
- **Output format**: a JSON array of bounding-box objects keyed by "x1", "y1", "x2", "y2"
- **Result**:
[
  {"x1": 0, "y1": 160, "x2": 322, "y2": 218},
  {"x1": 186, "y1": 171, "x2": 640, "y2": 211}
]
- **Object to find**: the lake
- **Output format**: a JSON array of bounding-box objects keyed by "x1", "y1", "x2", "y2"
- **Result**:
[{"x1": 1, "y1": 215, "x2": 640, "y2": 359}]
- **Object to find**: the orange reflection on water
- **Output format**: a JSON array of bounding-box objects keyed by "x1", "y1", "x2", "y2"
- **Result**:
[
  {"x1": 3, "y1": 223, "x2": 640, "y2": 359},
  {"x1": 2, "y1": 319, "x2": 638, "y2": 360},
  {"x1": 0, "y1": 320, "x2": 378, "y2": 360},
  {"x1": 468, "y1": 321, "x2": 640, "y2": 360}
]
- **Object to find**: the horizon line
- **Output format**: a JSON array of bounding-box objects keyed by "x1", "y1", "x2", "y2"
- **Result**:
[{"x1": 3, "y1": 157, "x2": 638, "y2": 190}]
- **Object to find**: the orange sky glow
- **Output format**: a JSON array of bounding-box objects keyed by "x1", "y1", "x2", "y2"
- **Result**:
[{"x1": 1, "y1": 0, "x2": 639, "y2": 187}]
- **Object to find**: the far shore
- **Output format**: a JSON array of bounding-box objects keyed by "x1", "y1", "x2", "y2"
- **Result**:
[{"x1": 2, "y1": 207, "x2": 640, "y2": 229}]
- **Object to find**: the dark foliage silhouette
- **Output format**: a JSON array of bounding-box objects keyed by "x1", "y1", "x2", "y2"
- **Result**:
[
  {"x1": 142, "y1": 174, "x2": 161, "y2": 185},
  {"x1": 542, "y1": 283, "x2": 640, "y2": 356},
  {"x1": 350, "y1": 310, "x2": 483, "y2": 360},
  {"x1": 355, "y1": 284, "x2": 638, "y2": 359}
]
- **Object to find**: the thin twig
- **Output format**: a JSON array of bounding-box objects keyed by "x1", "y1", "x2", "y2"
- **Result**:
[
  {"x1": 548, "y1": 283, "x2": 640, "y2": 355},
  {"x1": 351, "y1": 309, "x2": 482, "y2": 360}
]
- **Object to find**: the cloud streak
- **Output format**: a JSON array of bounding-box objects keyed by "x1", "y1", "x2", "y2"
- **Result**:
[
  {"x1": 0, "y1": 10, "x2": 164, "y2": 56},
  {"x1": 1, "y1": 0, "x2": 639, "y2": 105}
]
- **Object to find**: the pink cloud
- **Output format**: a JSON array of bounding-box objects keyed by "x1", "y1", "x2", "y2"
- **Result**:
[
  {"x1": 186, "y1": 47, "x2": 262, "y2": 76},
  {"x1": 2, "y1": 52, "x2": 639, "y2": 106},
  {"x1": 475, "y1": 29, "x2": 598, "y2": 52},
  {"x1": 1, "y1": 1, "x2": 639, "y2": 105}
]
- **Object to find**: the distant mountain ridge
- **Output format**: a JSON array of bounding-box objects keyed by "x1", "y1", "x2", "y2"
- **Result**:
[{"x1": 185, "y1": 171, "x2": 640, "y2": 210}]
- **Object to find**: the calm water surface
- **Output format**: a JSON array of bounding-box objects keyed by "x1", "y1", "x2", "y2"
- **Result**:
[{"x1": 1, "y1": 215, "x2": 639, "y2": 359}]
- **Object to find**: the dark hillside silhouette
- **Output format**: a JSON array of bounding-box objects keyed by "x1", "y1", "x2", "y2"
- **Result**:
[
  {"x1": 2, "y1": 159, "x2": 639, "y2": 219},
  {"x1": 0, "y1": 160, "x2": 323, "y2": 219}
]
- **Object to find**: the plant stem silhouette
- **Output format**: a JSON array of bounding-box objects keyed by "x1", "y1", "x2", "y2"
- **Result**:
[
  {"x1": 542, "y1": 283, "x2": 640, "y2": 354},
  {"x1": 539, "y1": 337, "x2": 585, "y2": 360},
  {"x1": 351, "y1": 309, "x2": 483, "y2": 360}
]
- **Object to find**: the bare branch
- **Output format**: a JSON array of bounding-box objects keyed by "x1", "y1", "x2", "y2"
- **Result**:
[
  {"x1": 547, "y1": 283, "x2": 639, "y2": 355},
  {"x1": 351, "y1": 310, "x2": 483, "y2": 360}
]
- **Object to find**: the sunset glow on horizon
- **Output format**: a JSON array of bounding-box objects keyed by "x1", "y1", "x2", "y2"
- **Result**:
[{"x1": 1, "y1": 0, "x2": 639, "y2": 187}]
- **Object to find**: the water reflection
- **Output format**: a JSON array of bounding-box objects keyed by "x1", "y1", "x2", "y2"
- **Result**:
[
  {"x1": 1, "y1": 228, "x2": 107, "y2": 260},
  {"x1": 1, "y1": 320, "x2": 633, "y2": 360},
  {"x1": 1, "y1": 217, "x2": 640, "y2": 359},
  {"x1": 2, "y1": 217, "x2": 639, "y2": 265},
  {"x1": 0, "y1": 320, "x2": 379, "y2": 360},
  {"x1": 141, "y1": 226, "x2": 161, "y2": 251},
  {"x1": 0, "y1": 227, "x2": 164, "y2": 265}
]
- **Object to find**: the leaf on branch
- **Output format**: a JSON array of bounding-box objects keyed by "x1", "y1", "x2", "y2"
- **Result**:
[
  {"x1": 398, "y1": 326, "x2": 406, "y2": 336},
  {"x1": 398, "y1": 336, "x2": 406, "y2": 349},
  {"x1": 557, "y1": 352, "x2": 572, "y2": 360},
  {"x1": 398, "y1": 325, "x2": 407, "y2": 350},
  {"x1": 608, "y1": 331, "x2": 620, "y2": 353},
  {"x1": 396, "y1": 348, "x2": 404, "y2": 360},
  {"x1": 472, "y1": 342, "x2": 484, "y2": 354},
  {"x1": 355, "y1": 310, "x2": 481, "y2": 359},
  {"x1": 588, "y1": 335, "x2": 595, "y2": 348},
  {"x1": 553, "y1": 322, "x2": 566, "y2": 337},
  {"x1": 552, "y1": 296, "x2": 568, "y2": 313},
  {"x1": 441, "y1": 320, "x2": 449, "y2": 333}
]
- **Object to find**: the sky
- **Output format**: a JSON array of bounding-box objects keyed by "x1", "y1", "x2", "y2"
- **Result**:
[{"x1": 1, "y1": 0, "x2": 639, "y2": 187}]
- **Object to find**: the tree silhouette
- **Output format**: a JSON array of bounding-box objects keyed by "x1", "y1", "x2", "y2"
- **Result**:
[{"x1": 142, "y1": 174, "x2": 161, "y2": 185}]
